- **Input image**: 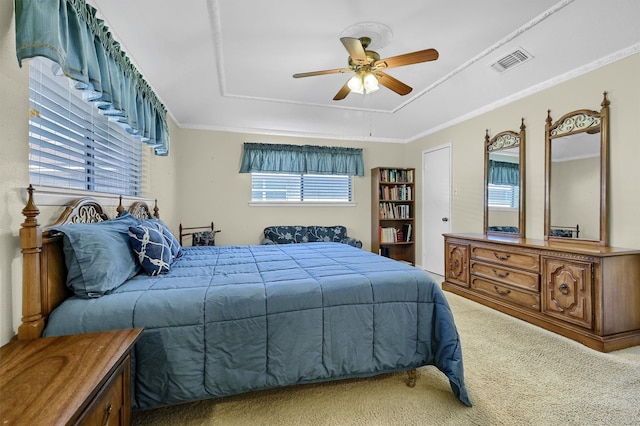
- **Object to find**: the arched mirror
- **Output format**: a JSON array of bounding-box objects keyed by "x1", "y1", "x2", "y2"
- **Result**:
[
  {"x1": 545, "y1": 93, "x2": 609, "y2": 246},
  {"x1": 484, "y1": 119, "x2": 526, "y2": 238}
]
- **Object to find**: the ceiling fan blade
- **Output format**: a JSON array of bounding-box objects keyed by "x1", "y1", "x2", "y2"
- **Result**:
[
  {"x1": 375, "y1": 48, "x2": 439, "y2": 70},
  {"x1": 340, "y1": 37, "x2": 368, "y2": 64},
  {"x1": 333, "y1": 81, "x2": 351, "y2": 101},
  {"x1": 293, "y1": 68, "x2": 352, "y2": 78},
  {"x1": 375, "y1": 72, "x2": 413, "y2": 96}
]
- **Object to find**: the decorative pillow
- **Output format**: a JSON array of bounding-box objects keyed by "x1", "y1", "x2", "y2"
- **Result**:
[
  {"x1": 53, "y1": 212, "x2": 140, "y2": 298},
  {"x1": 128, "y1": 223, "x2": 172, "y2": 276},
  {"x1": 142, "y1": 219, "x2": 183, "y2": 258}
]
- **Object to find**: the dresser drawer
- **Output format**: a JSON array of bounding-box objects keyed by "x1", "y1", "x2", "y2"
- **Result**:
[
  {"x1": 471, "y1": 277, "x2": 540, "y2": 311},
  {"x1": 470, "y1": 245, "x2": 539, "y2": 272},
  {"x1": 471, "y1": 261, "x2": 539, "y2": 292}
]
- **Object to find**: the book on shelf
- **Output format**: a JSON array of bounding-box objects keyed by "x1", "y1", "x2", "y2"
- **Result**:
[
  {"x1": 402, "y1": 223, "x2": 412, "y2": 242},
  {"x1": 379, "y1": 202, "x2": 412, "y2": 219},
  {"x1": 379, "y1": 184, "x2": 412, "y2": 201},
  {"x1": 379, "y1": 226, "x2": 413, "y2": 243},
  {"x1": 379, "y1": 168, "x2": 414, "y2": 183},
  {"x1": 379, "y1": 226, "x2": 399, "y2": 243}
]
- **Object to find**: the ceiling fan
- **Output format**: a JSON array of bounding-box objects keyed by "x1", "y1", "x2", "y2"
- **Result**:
[{"x1": 293, "y1": 37, "x2": 439, "y2": 101}]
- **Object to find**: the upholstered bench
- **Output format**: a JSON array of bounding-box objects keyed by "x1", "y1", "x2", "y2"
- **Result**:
[{"x1": 262, "y1": 225, "x2": 362, "y2": 248}]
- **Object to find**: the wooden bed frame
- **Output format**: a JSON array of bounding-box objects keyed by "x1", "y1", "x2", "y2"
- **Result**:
[
  {"x1": 16, "y1": 185, "x2": 420, "y2": 388},
  {"x1": 17, "y1": 186, "x2": 158, "y2": 341}
]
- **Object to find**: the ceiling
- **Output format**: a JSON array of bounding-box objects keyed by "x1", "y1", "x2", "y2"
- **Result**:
[{"x1": 91, "y1": 0, "x2": 640, "y2": 144}]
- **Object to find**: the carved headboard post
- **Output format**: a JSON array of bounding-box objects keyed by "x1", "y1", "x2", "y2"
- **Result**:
[
  {"x1": 116, "y1": 195, "x2": 125, "y2": 217},
  {"x1": 153, "y1": 199, "x2": 160, "y2": 219},
  {"x1": 16, "y1": 191, "x2": 157, "y2": 340},
  {"x1": 18, "y1": 185, "x2": 44, "y2": 340}
]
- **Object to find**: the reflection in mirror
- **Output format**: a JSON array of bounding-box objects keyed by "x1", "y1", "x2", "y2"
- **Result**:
[
  {"x1": 484, "y1": 119, "x2": 526, "y2": 238},
  {"x1": 550, "y1": 132, "x2": 600, "y2": 240},
  {"x1": 545, "y1": 93, "x2": 609, "y2": 246}
]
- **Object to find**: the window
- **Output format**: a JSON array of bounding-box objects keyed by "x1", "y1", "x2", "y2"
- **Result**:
[
  {"x1": 251, "y1": 173, "x2": 352, "y2": 202},
  {"x1": 488, "y1": 183, "x2": 519, "y2": 209},
  {"x1": 28, "y1": 57, "x2": 144, "y2": 197}
]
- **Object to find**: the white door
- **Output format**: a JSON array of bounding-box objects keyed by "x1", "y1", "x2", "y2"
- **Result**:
[{"x1": 422, "y1": 145, "x2": 451, "y2": 275}]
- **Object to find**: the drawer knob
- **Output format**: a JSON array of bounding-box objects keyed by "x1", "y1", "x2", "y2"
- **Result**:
[
  {"x1": 559, "y1": 283, "x2": 570, "y2": 295},
  {"x1": 492, "y1": 268, "x2": 510, "y2": 278},
  {"x1": 493, "y1": 285, "x2": 511, "y2": 296},
  {"x1": 493, "y1": 251, "x2": 511, "y2": 261}
]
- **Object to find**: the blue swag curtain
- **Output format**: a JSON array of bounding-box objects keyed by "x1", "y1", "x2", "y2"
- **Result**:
[
  {"x1": 239, "y1": 143, "x2": 365, "y2": 176},
  {"x1": 14, "y1": 0, "x2": 170, "y2": 155},
  {"x1": 489, "y1": 160, "x2": 519, "y2": 185}
]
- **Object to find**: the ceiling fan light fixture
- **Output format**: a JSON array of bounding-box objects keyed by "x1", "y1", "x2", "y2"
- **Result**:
[
  {"x1": 363, "y1": 72, "x2": 379, "y2": 93},
  {"x1": 347, "y1": 74, "x2": 364, "y2": 94},
  {"x1": 348, "y1": 72, "x2": 379, "y2": 95}
]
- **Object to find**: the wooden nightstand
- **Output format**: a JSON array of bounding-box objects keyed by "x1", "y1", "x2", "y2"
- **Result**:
[{"x1": 0, "y1": 328, "x2": 142, "y2": 425}]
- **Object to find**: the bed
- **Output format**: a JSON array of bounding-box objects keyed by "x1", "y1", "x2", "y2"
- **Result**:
[{"x1": 17, "y1": 187, "x2": 471, "y2": 410}]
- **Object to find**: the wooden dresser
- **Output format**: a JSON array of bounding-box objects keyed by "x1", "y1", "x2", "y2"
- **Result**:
[
  {"x1": 0, "y1": 328, "x2": 142, "y2": 425},
  {"x1": 443, "y1": 233, "x2": 640, "y2": 352}
]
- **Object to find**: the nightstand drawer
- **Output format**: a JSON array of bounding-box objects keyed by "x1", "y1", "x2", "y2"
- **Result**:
[{"x1": 75, "y1": 356, "x2": 128, "y2": 426}]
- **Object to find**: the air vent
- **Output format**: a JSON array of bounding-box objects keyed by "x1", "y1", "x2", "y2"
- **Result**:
[{"x1": 490, "y1": 49, "x2": 533, "y2": 73}]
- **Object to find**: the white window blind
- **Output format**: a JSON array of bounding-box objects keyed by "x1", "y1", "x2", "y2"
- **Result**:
[
  {"x1": 28, "y1": 57, "x2": 144, "y2": 197},
  {"x1": 251, "y1": 173, "x2": 352, "y2": 202},
  {"x1": 488, "y1": 183, "x2": 519, "y2": 208}
]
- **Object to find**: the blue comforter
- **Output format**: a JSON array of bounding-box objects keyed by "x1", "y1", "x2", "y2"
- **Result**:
[{"x1": 44, "y1": 243, "x2": 471, "y2": 408}]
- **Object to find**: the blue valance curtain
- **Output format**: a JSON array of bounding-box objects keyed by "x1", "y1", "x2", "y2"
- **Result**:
[
  {"x1": 240, "y1": 143, "x2": 365, "y2": 176},
  {"x1": 14, "y1": 0, "x2": 170, "y2": 155},
  {"x1": 489, "y1": 160, "x2": 519, "y2": 185}
]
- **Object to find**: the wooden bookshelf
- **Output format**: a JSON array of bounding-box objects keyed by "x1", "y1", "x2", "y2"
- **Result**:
[{"x1": 371, "y1": 167, "x2": 416, "y2": 265}]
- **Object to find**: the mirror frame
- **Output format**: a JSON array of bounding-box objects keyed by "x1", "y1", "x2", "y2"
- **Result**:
[
  {"x1": 484, "y1": 119, "x2": 526, "y2": 238},
  {"x1": 544, "y1": 92, "x2": 609, "y2": 246}
]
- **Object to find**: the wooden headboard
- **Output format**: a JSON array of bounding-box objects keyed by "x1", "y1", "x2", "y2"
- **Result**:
[{"x1": 17, "y1": 186, "x2": 158, "y2": 340}]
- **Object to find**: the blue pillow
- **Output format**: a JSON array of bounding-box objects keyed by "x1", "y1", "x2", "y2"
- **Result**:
[
  {"x1": 53, "y1": 212, "x2": 140, "y2": 298},
  {"x1": 142, "y1": 219, "x2": 183, "y2": 258},
  {"x1": 128, "y1": 223, "x2": 173, "y2": 276}
]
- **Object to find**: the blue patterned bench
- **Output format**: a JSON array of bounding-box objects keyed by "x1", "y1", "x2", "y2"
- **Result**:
[{"x1": 262, "y1": 225, "x2": 362, "y2": 248}]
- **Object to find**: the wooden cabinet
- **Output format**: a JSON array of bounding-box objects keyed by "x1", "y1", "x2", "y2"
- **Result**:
[
  {"x1": 445, "y1": 240, "x2": 469, "y2": 286},
  {"x1": 442, "y1": 233, "x2": 640, "y2": 352},
  {"x1": 0, "y1": 328, "x2": 142, "y2": 425},
  {"x1": 371, "y1": 167, "x2": 415, "y2": 265},
  {"x1": 542, "y1": 258, "x2": 593, "y2": 328}
]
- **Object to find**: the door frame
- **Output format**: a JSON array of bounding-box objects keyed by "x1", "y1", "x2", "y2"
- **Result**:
[{"x1": 421, "y1": 144, "x2": 452, "y2": 275}]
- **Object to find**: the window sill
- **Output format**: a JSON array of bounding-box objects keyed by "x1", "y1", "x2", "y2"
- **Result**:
[
  {"x1": 23, "y1": 185, "x2": 153, "y2": 207},
  {"x1": 248, "y1": 201, "x2": 357, "y2": 207},
  {"x1": 488, "y1": 206, "x2": 518, "y2": 212}
]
